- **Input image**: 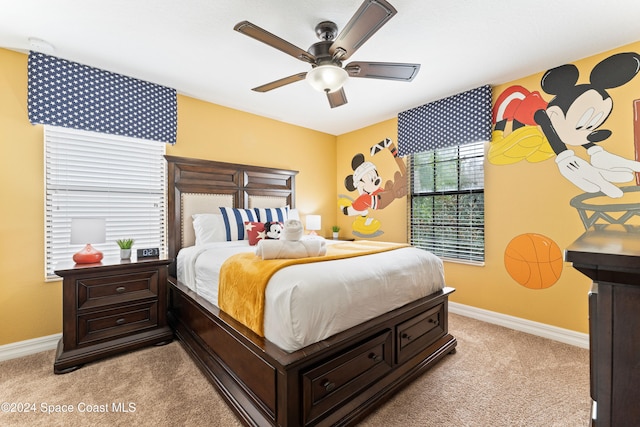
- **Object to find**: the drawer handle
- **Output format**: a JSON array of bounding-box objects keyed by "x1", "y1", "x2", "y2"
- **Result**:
[
  {"x1": 401, "y1": 333, "x2": 412, "y2": 341},
  {"x1": 428, "y1": 318, "x2": 439, "y2": 326},
  {"x1": 115, "y1": 318, "x2": 126, "y2": 325},
  {"x1": 322, "y1": 380, "x2": 336, "y2": 392},
  {"x1": 116, "y1": 286, "x2": 126, "y2": 293},
  {"x1": 369, "y1": 352, "x2": 382, "y2": 363}
]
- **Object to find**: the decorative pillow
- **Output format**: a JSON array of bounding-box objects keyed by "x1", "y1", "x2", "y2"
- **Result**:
[
  {"x1": 255, "y1": 206, "x2": 289, "y2": 223},
  {"x1": 192, "y1": 213, "x2": 226, "y2": 245},
  {"x1": 245, "y1": 221, "x2": 284, "y2": 246},
  {"x1": 219, "y1": 207, "x2": 257, "y2": 241}
]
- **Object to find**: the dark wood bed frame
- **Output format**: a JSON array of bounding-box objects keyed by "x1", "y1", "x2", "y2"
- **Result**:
[{"x1": 165, "y1": 155, "x2": 457, "y2": 426}]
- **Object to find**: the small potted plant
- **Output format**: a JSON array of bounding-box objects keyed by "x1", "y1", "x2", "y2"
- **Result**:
[
  {"x1": 116, "y1": 238, "x2": 134, "y2": 260},
  {"x1": 331, "y1": 225, "x2": 340, "y2": 240}
]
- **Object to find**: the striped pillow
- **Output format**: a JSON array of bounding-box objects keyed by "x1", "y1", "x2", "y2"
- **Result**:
[
  {"x1": 219, "y1": 207, "x2": 257, "y2": 241},
  {"x1": 255, "y1": 206, "x2": 289, "y2": 223}
]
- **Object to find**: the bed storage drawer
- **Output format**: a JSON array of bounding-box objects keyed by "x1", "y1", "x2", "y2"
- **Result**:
[
  {"x1": 302, "y1": 330, "x2": 393, "y2": 424},
  {"x1": 396, "y1": 302, "x2": 445, "y2": 364}
]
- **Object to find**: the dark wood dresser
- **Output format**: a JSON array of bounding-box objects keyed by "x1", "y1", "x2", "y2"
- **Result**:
[
  {"x1": 54, "y1": 257, "x2": 173, "y2": 374},
  {"x1": 565, "y1": 225, "x2": 640, "y2": 427}
]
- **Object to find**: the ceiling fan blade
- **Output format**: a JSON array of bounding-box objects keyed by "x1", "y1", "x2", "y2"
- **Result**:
[
  {"x1": 329, "y1": 0, "x2": 397, "y2": 61},
  {"x1": 234, "y1": 21, "x2": 316, "y2": 63},
  {"x1": 345, "y1": 61, "x2": 420, "y2": 81},
  {"x1": 327, "y1": 88, "x2": 348, "y2": 108},
  {"x1": 252, "y1": 72, "x2": 308, "y2": 92}
]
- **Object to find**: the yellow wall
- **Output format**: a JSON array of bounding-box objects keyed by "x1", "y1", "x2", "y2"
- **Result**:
[
  {"x1": 337, "y1": 110, "x2": 593, "y2": 334},
  {"x1": 168, "y1": 95, "x2": 338, "y2": 231},
  {"x1": 337, "y1": 41, "x2": 640, "y2": 334},
  {"x1": 3, "y1": 40, "x2": 640, "y2": 345},
  {"x1": 0, "y1": 50, "x2": 59, "y2": 344},
  {"x1": 0, "y1": 48, "x2": 336, "y2": 346},
  {"x1": 458, "y1": 42, "x2": 640, "y2": 333}
]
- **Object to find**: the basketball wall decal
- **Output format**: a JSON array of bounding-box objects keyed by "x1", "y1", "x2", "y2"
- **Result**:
[{"x1": 504, "y1": 233, "x2": 563, "y2": 289}]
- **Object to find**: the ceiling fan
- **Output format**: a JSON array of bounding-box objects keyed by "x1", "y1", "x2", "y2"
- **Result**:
[{"x1": 234, "y1": 0, "x2": 420, "y2": 108}]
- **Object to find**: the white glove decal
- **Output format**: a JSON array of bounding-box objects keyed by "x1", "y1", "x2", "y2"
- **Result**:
[
  {"x1": 555, "y1": 150, "x2": 624, "y2": 198},
  {"x1": 588, "y1": 146, "x2": 640, "y2": 183}
]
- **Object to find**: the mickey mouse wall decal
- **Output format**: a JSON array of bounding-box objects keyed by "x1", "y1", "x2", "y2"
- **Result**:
[
  {"x1": 490, "y1": 52, "x2": 640, "y2": 198},
  {"x1": 338, "y1": 138, "x2": 407, "y2": 238}
]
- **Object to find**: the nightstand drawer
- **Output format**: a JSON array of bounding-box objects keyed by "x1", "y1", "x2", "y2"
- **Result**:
[
  {"x1": 77, "y1": 301, "x2": 158, "y2": 346},
  {"x1": 77, "y1": 270, "x2": 159, "y2": 310}
]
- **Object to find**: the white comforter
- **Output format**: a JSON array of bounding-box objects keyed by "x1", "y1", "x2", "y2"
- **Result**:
[{"x1": 177, "y1": 240, "x2": 445, "y2": 352}]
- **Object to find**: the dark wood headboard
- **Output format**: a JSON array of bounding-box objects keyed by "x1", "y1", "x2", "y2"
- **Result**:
[{"x1": 165, "y1": 155, "x2": 298, "y2": 262}]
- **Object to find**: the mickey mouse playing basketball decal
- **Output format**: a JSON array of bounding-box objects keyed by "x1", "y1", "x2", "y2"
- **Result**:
[{"x1": 491, "y1": 52, "x2": 640, "y2": 198}]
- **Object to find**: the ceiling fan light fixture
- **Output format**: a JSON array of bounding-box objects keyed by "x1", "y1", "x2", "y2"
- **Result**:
[{"x1": 306, "y1": 64, "x2": 348, "y2": 93}]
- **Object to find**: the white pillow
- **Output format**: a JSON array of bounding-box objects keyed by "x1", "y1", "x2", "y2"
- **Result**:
[{"x1": 192, "y1": 213, "x2": 226, "y2": 245}]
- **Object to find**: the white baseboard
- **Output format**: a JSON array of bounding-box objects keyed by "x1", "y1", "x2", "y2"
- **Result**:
[
  {"x1": 0, "y1": 333, "x2": 61, "y2": 362},
  {"x1": 449, "y1": 302, "x2": 589, "y2": 349}
]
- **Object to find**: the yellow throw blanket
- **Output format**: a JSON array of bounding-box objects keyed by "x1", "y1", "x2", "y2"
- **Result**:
[{"x1": 218, "y1": 240, "x2": 409, "y2": 337}]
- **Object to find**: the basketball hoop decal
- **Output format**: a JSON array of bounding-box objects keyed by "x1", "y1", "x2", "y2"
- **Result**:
[{"x1": 570, "y1": 186, "x2": 640, "y2": 230}]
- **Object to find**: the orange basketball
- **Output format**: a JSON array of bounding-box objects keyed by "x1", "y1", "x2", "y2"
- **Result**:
[{"x1": 504, "y1": 233, "x2": 563, "y2": 289}]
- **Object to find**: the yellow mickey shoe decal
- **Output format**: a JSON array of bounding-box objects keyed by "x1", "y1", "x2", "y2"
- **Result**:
[
  {"x1": 352, "y1": 215, "x2": 383, "y2": 238},
  {"x1": 337, "y1": 196, "x2": 353, "y2": 209}
]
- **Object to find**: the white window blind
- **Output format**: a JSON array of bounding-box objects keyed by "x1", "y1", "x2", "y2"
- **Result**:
[
  {"x1": 409, "y1": 141, "x2": 485, "y2": 263},
  {"x1": 45, "y1": 125, "x2": 166, "y2": 278}
]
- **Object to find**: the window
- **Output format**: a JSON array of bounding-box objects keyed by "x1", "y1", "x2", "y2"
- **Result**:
[
  {"x1": 45, "y1": 126, "x2": 166, "y2": 278},
  {"x1": 409, "y1": 141, "x2": 485, "y2": 263}
]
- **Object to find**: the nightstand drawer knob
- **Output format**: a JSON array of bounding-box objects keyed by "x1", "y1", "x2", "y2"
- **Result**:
[
  {"x1": 116, "y1": 286, "x2": 126, "y2": 293},
  {"x1": 115, "y1": 318, "x2": 126, "y2": 325},
  {"x1": 322, "y1": 379, "x2": 336, "y2": 392}
]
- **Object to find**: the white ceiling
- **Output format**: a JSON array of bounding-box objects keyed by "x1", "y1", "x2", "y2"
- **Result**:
[{"x1": 2, "y1": 0, "x2": 640, "y2": 136}]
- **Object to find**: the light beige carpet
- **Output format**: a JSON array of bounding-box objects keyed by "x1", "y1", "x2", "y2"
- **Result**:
[{"x1": 0, "y1": 314, "x2": 590, "y2": 426}]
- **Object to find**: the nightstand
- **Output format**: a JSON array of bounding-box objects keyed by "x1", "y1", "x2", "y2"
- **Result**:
[{"x1": 53, "y1": 257, "x2": 174, "y2": 374}]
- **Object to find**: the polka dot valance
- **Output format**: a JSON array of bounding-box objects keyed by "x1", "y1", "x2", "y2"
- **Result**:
[
  {"x1": 398, "y1": 85, "x2": 492, "y2": 156},
  {"x1": 28, "y1": 52, "x2": 177, "y2": 144}
]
